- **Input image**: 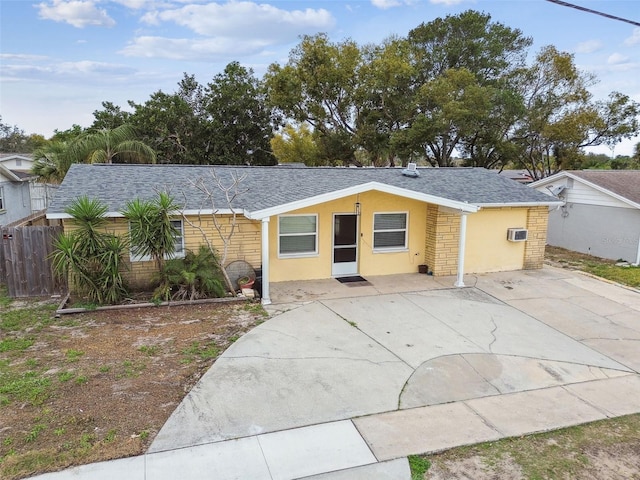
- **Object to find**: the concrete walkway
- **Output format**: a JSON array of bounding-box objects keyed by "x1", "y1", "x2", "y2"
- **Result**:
[{"x1": 30, "y1": 267, "x2": 640, "y2": 480}]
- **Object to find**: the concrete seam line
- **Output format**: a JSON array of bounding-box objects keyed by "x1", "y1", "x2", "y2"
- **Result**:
[{"x1": 461, "y1": 401, "x2": 505, "y2": 437}]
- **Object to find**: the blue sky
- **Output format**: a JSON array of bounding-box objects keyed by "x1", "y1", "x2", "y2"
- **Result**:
[{"x1": 1, "y1": 0, "x2": 639, "y2": 156}]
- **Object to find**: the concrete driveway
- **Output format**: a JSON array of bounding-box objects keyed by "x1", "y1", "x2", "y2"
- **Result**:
[
  {"x1": 36, "y1": 266, "x2": 640, "y2": 480},
  {"x1": 142, "y1": 266, "x2": 640, "y2": 478}
]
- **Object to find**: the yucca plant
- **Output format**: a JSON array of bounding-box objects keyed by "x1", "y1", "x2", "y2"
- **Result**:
[
  {"x1": 51, "y1": 196, "x2": 128, "y2": 304},
  {"x1": 122, "y1": 192, "x2": 180, "y2": 272}
]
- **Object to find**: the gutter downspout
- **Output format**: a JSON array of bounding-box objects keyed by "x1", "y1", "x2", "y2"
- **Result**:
[
  {"x1": 454, "y1": 212, "x2": 468, "y2": 287},
  {"x1": 261, "y1": 217, "x2": 271, "y2": 305},
  {"x1": 635, "y1": 233, "x2": 640, "y2": 266}
]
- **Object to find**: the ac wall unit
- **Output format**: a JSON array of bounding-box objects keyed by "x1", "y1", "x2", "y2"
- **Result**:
[{"x1": 507, "y1": 228, "x2": 528, "y2": 242}]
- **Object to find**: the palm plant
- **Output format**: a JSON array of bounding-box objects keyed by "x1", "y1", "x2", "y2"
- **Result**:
[
  {"x1": 67, "y1": 124, "x2": 156, "y2": 165},
  {"x1": 51, "y1": 196, "x2": 128, "y2": 304},
  {"x1": 155, "y1": 245, "x2": 225, "y2": 301},
  {"x1": 122, "y1": 192, "x2": 180, "y2": 272},
  {"x1": 31, "y1": 141, "x2": 73, "y2": 183}
]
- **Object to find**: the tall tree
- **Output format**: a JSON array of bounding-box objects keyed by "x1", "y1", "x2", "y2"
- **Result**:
[
  {"x1": 511, "y1": 46, "x2": 640, "y2": 179},
  {"x1": 129, "y1": 74, "x2": 208, "y2": 164},
  {"x1": 67, "y1": 124, "x2": 156, "y2": 165},
  {"x1": 31, "y1": 141, "x2": 73, "y2": 183},
  {"x1": 265, "y1": 34, "x2": 362, "y2": 165},
  {"x1": 397, "y1": 10, "x2": 532, "y2": 166},
  {"x1": 89, "y1": 101, "x2": 131, "y2": 131},
  {"x1": 203, "y1": 62, "x2": 276, "y2": 165},
  {"x1": 270, "y1": 123, "x2": 322, "y2": 165}
]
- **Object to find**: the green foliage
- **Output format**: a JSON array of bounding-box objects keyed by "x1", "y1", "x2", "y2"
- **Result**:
[
  {"x1": 121, "y1": 192, "x2": 180, "y2": 272},
  {"x1": 204, "y1": 61, "x2": 276, "y2": 165},
  {"x1": 408, "y1": 455, "x2": 431, "y2": 479},
  {"x1": 0, "y1": 370, "x2": 51, "y2": 406},
  {"x1": 154, "y1": 245, "x2": 225, "y2": 301},
  {"x1": 51, "y1": 196, "x2": 128, "y2": 305},
  {"x1": 66, "y1": 124, "x2": 156, "y2": 165},
  {"x1": 0, "y1": 337, "x2": 34, "y2": 353},
  {"x1": 65, "y1": 349, "x2": 84, "y2": 362},
  {"x1": 584, "y1": 264, "x2": 640, "y2": 288},
  {"x1": 181, "y1": 341, "x2": 219, "y2": 363}
]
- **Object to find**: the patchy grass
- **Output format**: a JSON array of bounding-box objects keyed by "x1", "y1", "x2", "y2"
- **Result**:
[
  {"x1": 545, "y1": 246, "x2": 640, "y2": 288},
  {"x1": 409, "y1": 455, "x2": 431, "y2": 479},
  {"x1": 0, "y1": 297, "x2": 265, "y2": 480},
  {"x1": 419, "y1": 414, "x2": 640, "y2": 479}
]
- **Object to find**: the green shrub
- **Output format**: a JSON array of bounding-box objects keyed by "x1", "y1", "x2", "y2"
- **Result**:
[{"x1": 154, "y1": 245, "x2": 225, "y2": 301}]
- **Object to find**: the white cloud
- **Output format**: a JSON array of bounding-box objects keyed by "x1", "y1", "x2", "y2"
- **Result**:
[
  {"x1": 37, "y1": 0, "x2": 116, "y2": 28},
  {"x1": 625, "y1": 28, "x2": 640, "y2": 46},
  {"x1": 430, "y1": 0, "x2": 468, "y2": 5},
  {"x1": 128, "y1": 1, "x2": 335, "y2": 60},
  {"x1": 2, "y1": 58, "x2": 136, "y2": 81},
  {"x1": 0, "y1": 53, "x2": 50, "y2": 61},
  {"x1": 120, "y1": 35, "x2": 269, "y2": 60},
  {"x1": 371, "y1": 0, "x2": 402, "y2": 8},
  {"x1": 608, "y1": 53, "x2": 629, "y2": 65},
  {"x1": 142, "y1": 2, "x2": 334, "y2": 38},
  {"x1": 574, "y1": 40, "x2": 602, "y2": 54}
]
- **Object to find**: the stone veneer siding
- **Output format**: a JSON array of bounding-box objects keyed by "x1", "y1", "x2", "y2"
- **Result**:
[
  {"x1": 523, "y1": 206, "x2": 549, "y2": 269},
  {"x1": 424, "y1": 204, "x2": 461, "y2": 276},
  {"x1": 63, "y1": 214, "x2": 262, "y2": 290}
]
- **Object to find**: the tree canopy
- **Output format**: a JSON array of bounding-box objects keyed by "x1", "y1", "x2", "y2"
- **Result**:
[{"x1": 11, "y1": 10, "x2": 640, "y2": 178}]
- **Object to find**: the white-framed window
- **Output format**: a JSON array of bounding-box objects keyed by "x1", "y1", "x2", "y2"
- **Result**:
[
  {"x1": 0, "y1": 186, "x2": 4, "y2": 211},
  {"x1": 373, "y1": 212, "x2": 408, "y2": 251},
  {"x1": 130, "y1": 219, "x2": 185, "y2": 262},
  {"x1": 278, "y1": 214, "x2": 318, "y2": 257}
]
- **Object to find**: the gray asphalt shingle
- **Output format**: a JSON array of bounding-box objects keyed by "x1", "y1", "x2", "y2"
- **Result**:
[{"x1": 47, "y1": 163, "x2": 557, "y2": 216}]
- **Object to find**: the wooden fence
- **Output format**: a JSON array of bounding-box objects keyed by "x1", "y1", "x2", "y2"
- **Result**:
[{"x1": 0, "y1": 226, "x2": 65, "y2": 297}]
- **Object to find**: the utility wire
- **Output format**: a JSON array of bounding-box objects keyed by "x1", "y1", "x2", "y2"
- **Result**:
[{"x1": 545, "y1": 0, "x2": 640, "y2": 28}]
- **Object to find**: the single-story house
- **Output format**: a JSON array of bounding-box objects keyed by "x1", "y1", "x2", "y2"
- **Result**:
[
  {"x1": 531, "y1": 170, "x2": 640, "y2": 264},
  {"x1": 0, "y1": 153, "x2": 34, "y2": 172},
  {"x1": 46, "y1": 164, "x2": 562, "y2": 304}
]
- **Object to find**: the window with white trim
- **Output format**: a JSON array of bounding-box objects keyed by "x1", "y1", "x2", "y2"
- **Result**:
[
  {"x1": 130, "y1": 219, "x2": 185, "y2": 262},
  {"x1": 0, "y1": 186, "x2": 4, "y2": 211},
  {"x1": 373, "y1": 212, "x2": 408, "y2": 250},
  {"x1": 278, "y1": 214, "x2": 318, "y2": 256}
]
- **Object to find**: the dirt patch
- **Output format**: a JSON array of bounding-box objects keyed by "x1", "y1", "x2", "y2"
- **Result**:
[
  {"x1": 0, "y1": 299, "x2": 267, "y2": 480},
  {"x1": 422, "y1": 415, "x2": 640, "y2": 480}
]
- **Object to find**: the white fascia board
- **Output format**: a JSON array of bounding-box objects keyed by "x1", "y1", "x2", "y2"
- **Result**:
[
  {"x1": 46, "y1": 209, "x2": 242, "y2": 220},
  {"x1": 245, "y1": 182, "x2": 478, "y2": 220},
  {"x1": 475, "y1": 201, "x2": 564, "y2": 208},
  {"x1": 530, "y1": 172, "x2": 640, "y2": 209}
]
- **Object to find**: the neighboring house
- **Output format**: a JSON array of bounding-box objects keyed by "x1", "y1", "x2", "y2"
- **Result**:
[
  {"x1": 498, "y1": 169, "x2": 534, "y2": 184},
  {"x1": 0, "y1": 164, "x2": 37, "y2": 226},
  {"x1": 46, "y1": 164, "x2": 561, "y2": 304},
  {"x1": 0, "y1": 154, "x2": 57, "y2": 225},
  {"x1": 0, "y1": 153, "x2": 34, "y2": 172},
  {"x1": 531, "y1": 170, "x2": 640, "y2": 264}
]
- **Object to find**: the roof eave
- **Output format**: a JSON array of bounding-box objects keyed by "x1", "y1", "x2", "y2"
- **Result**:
[
  {"x1": 245, "y1": 181, "x2": 479, "y2": 220},
  {"x1": 46, "y1": 208, "x2": 241, "y2": 220},
  {"x1": 474, "y1": 201, "x2": 564, "y2": 208},
  {"x1": 530, "y1": 172, "x2": 640, "y2": 209}
]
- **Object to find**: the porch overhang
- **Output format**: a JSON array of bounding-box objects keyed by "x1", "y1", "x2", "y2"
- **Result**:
[{"x1": 244, "y1": 181, "x2": 479, "y2": 220}]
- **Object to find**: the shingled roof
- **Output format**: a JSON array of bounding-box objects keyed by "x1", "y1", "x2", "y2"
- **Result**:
[
  {"x1": 47, "y1": 164, "x2": 559, "y2": 219},
  {"x1": 569, "y1": 170, "x2": 640, "y2": 205}
]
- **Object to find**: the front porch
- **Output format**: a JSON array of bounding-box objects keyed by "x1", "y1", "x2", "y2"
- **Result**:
[{"x1": 266, "y1": 272, "x2": 476, "y2": 310}]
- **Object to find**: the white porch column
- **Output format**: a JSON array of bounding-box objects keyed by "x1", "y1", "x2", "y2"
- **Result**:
[
  {"x1": 261, "y1": 217, "x2": 271, "y2": 305},
  {"x1": 454, "y1": 212, "x2": 468, "y2": 287}
]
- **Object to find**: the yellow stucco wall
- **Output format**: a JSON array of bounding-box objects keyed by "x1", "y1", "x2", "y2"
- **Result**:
[
  {"x1": 268, "y1": 191, "x2": 428, "y2": 282},
  {"x1": 464, "y1": 207, "x2": 528, "y2": 273}
]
